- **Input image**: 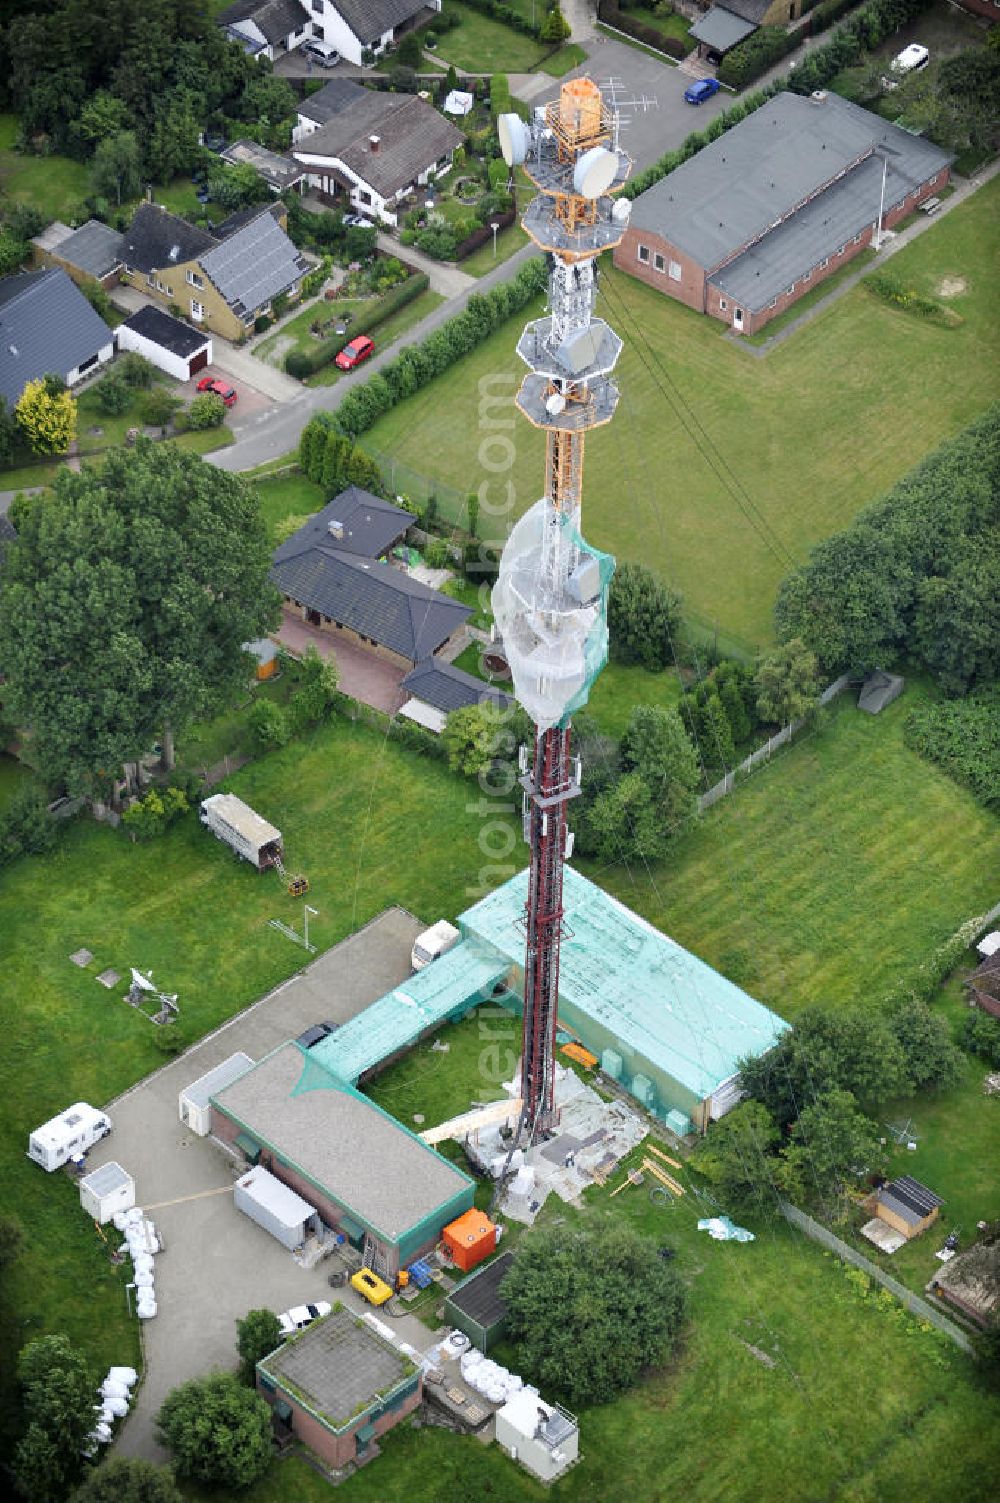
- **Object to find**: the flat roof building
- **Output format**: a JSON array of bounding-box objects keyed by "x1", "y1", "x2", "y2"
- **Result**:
[
  {"x1": 460, "y1": 866, "x2": 790, "y2": 1132},
  {"x1": 257, "y1": 1306, "x2": 421, "y2": 1469},
  {"x1": 211, "y1": 1041, "x2": 474, "y2": 1275}
]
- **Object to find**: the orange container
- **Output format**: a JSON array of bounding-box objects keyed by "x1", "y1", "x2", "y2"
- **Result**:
[{"x1": 442, "y1": 1209, "x2": 497, "y2": 1273}]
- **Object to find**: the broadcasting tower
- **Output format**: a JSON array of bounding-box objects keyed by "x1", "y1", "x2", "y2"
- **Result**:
[{"x1": 492, "y1": 82, "x2": 631, "y2": 1138}]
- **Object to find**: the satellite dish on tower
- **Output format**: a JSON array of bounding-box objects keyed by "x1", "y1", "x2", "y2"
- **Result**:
[
  {"x1": 545, "y1": 391, "x2": 566, "y2": 416},
  {"x1": 573, "y1": 146, "x2": 618, "y2": 200},
  {"x1": 498, "y1": 113, "x2": 529, "y2": 168},
  {"x1": 612, "y1": 198, "x2": 632, "y2": 224}
]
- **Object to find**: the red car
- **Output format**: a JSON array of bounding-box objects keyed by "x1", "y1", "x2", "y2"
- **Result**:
[
  {"x1": 335, "y1": 335, "x2": 374, "y2": 372},
  {"x1": 196, "y1": 376, "x2": 237, "y2": 406}
]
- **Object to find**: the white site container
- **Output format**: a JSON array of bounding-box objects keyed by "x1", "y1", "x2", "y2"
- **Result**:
[
  {"x1": 79, "y1": 1161, "x2": 135, "y2": 1224},
  {"x1": 411, "y1": 920, "x2": 460, "y2": 971},
  {"x1": 178, "y1": 1051, "x2": 254, "y2": 1136},
  {"x1": 28, "y1": 1102, "x2": 111, "y2": 1172}
]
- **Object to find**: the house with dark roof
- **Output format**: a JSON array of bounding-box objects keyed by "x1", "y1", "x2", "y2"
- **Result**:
[
  {"x1": 614, "y1": 92, "x2": 951, "y2": 336},
  {"x1": 0, "y1": 268, "x2": 114, "y2": 406},
  {"x1": 271, "y1": 491, "x2": 471, "y2": 668},
  {"x1": 218, "y1": 0, "x2": 437, "y2": 67},
  {"x1": 120, "y1": 202, "x2": 309, "y2": 342},
  {"x1": 690, "y1": 0, "x2": 794, "y2": 64},
  {"x1": 31, "y1": 220, "x2": 125, "y2": 290},
  {"x1": 399, "y1": 659, "x2": 511, "y2": 733},
  {"x1": 291, "y1": 81, "x2": 464, "y2": 225}
]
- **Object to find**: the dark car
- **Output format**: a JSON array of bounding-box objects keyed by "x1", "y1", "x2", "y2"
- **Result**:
[
  {"x1": 335, "y1": 334, "x2": 374, "y2": 372},
  {"x1": 196, "y1": 376, "x2": 237, "y2": 406},
  {"x1": 684, "y1": 78, "x2": 721, "y2": 105},
  {"x1": 296, "y1": 1021, "x2": 339, "y2": 1049}
]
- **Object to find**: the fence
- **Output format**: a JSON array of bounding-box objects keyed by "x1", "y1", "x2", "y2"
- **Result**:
[
  {"x1": 779, "y1": 1201, "x2": 975, "y2": 1352},
  {"x1": 363, "y1": 448, "x2": 470, "y2": 530},
  {"x1": 699, "y1": 674, "x2": 852, "y2": 812}
]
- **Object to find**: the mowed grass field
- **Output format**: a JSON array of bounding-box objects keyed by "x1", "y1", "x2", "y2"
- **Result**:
[
  {"x1": 361, "y1": 177, "x2": 1000, "y2": 649},
  {"x1": 0, "y1": 713, "x2": 515, "y2": 1455},
  {"x1": 594, "y1": 684, "x2": 1000, "y2": 1020}
]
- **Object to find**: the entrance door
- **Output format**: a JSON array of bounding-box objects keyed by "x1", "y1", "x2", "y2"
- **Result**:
[{"x1": 733, "y1": 307, "x2": 744, "y2": 332}]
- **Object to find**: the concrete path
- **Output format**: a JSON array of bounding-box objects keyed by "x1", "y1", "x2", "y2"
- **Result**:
[
  {"x1": 727, "y1": 156, "x2": 1000, "y2": 359},
  {"x1": 376, "y1": 232, "x2": 475, "y2": 297}
]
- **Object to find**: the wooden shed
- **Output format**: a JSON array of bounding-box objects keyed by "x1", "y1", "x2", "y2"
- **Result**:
[{"x1": 868, "y1": 1175, "x2": 943, "y2": 1241}]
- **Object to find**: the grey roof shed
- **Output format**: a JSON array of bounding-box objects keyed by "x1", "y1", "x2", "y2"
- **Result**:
[
  {"x1": 689, "y1": 7, "x2": 757, "y2": 52},
  {"x1": 858, "y1": 670, "x2": 904, "y2": 714}
]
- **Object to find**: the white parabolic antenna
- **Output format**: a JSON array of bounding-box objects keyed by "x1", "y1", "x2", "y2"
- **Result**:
[
  {"x1": 498, "y1": 113, "x2": 529, "y2": 168},
  {"x1": 612, "y1": 198, "x2": 632, "y2": 224},
  {"x1": 545, "y1": 391, "x2": 567, "y2": 416},
  {"x1": 130, "y1": 968, "x2": 156, "y2": 993},
  {"x1": 574, "y1": 146, "x2": 618, "y2": 199}
]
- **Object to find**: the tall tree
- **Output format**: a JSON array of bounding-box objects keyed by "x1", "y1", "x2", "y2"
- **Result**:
[
  {"x1": 236, "y1": 1309, "x2": 283, "y2": 1386},
  {"x1": 754, "y1": 637, "x2": 820, "y2": 727},
  {"x1": 157, "y1": 1373, "x2": 272, "y2": 1491},
  {"x1": 91, "y1": 130, "x2": 142, "y2": 207},
  {"x1": 15, "y1": 1335, "x2": 94, "y2": 1501},
  {"x1": 691, "y1": 1100, "x2": 781, "y2": 1210},
  {"x1": 15, "y1": 378, "x2": 77, "y2": 455},
  {"x1": 608, "y1": 560, "x2": 684, "y2": 671},
  {"x1": 619, "y1": 704, "x2": 699, "y2": 833},
  {"x1": 0, "y1": 442, "x2": 280, "y2": 790},
  {"x1": 782, "y1": 1087, "x2": 883, "y2": 1202},
  {"x1": 912, "y1": 538, "x2": 1000, "y2": 697}
]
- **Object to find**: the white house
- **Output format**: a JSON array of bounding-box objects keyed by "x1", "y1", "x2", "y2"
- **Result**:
[
  {"x1": 291, "y1": 79, "x2": 463, "y2": 225},
  {"x1": 217, "y1": 0, "x2": 440, "y2": 67}
]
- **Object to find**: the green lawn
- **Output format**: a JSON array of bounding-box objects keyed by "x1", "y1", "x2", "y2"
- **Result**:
[
  {"x1": 586, "y1": 660, "x2": 683, "y2": 739},
  {"x1": 0, "y1": 754, "x2": 33, "y2": 812},
  {"x1": 253, "y1": 471, "x2": 326, "y2": 542},
  {"x1": 461, "y1": 217, "x2": 531, "y2": 276},
  {"x1": 593, "y1": 684, "x2": 1000, "y2": 1021},
  {"x1": 361, "y1": 177, "x2": 1000, "y2": 650},
  {"x1": 307, "y1": 289, "x2": 444, "y2": 386},
  {"x1": 0, "y1": 712, "x2": 515, "y2": 1455},
  {"x1": 437, "y1": 3, "x2": 549, "y2": 71},
  {"x1": 538, "y1": 42, "x2": 589, "y2": 77},
  {"x1": 0, "y1": 114, "x2": 90, "y2": 221},
  {"x1": 742, "y1": 248, "x2": 878, "y2": 346}
]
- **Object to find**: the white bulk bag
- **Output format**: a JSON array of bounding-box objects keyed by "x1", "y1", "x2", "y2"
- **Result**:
[{"x1": 107, "y1": 1366, "x2": 138, "y2": 1386}]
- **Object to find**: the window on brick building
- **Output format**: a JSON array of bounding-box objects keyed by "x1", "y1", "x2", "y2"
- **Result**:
[
  {"x1": 653, "y1": 252, "x2": 665, "y2": 272},
  {"x1": 669, "y1": 260, "x2": 681, "y2": 280},
  {"x1": 637, "y1": 244, "x2": 650, "y2": 264}
]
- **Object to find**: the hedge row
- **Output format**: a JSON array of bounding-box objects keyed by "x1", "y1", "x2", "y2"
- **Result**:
[
  {"x1": 623, "y1": 86, "x2": 780, "y2": 198},
  {"x1": 455, "y1": 204, "x2": 517, "y2": 261},
  {"x1": 285, "y1": 273, "x2": 430, "y2": 378},
  {"x1": 787, "y1": 0, "x2": 934, "y2": 97},
  {"x1": 597, "y1": 0, "x2": 689, "y2": 59},
  {"x1": 335, "y1": 256, "x2": 548, "y2": 438},
  {"x1": 718, "y1": 26, "x2": 800, "y2": 89},
  {"x1": 459, "y1": 0, "x2": 541, "y2": 38}
]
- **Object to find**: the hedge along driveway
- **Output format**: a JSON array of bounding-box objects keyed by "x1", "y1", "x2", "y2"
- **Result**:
[{"x1": 359, "y1": 177, "x2": 1000, "y2": 649}]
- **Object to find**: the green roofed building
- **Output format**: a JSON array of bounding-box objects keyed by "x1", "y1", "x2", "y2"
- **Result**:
[
  {"x1": 211, "y1": 1041, "x2": 474, "y2": 1277},
  {"x1": 459, "y1": 866, "x2": 789, "y2": 1133}
]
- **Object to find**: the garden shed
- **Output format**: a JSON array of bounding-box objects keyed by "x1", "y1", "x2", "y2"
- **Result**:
[
  {"x1": 79, "y1": 1161, "x2": 135, "y2": 1225},
  {"x1": 179, "y1": 1051, "x2": 254, "y2": 1135},
  {"x1": 858, "y1": 670, "x2": 904, "y2": 714},
  {"x1": 868, "y1": 1176, "x2": 943, "y2": 1241},
  {"x1": 443, "y1": 1250, "x2": 514, "y2": 1353}
]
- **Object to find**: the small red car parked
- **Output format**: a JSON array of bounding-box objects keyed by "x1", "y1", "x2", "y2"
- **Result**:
[
  {"x1": 196, "y1": 376, "x2": 238, "y2": 406},
  {"x1": 335, "y1": 335, "x2": 374, "y2": 372}
]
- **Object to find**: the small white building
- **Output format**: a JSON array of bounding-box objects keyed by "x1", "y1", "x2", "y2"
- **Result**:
[
  {"x1": 234, "y1": 1164, "x2": 323, "y2": 1250},
  {"x1": 27, "y1": 1102, "x2": 111, "y2": 1172},
  {"x1": 117, "y1": 305, "x2": 213, "y2": 383},
  {"x1": 80, "y1": 1161, "x2": 135, "y2": 1224},
  {"x1": 495, "y1": 1387, "x2": 579, "y2": 1483},
  {"x1": 179, "y1": 1052, "x2": 255, "y2": 1136}
]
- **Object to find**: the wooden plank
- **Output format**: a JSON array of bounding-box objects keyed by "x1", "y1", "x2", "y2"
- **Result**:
[
  {"x1": 642, "y1": 1159, "x2": 685, "y2": 1196},
  {"x1": 646, "y1": 1143, "x2": 682, "y2": 1170}
]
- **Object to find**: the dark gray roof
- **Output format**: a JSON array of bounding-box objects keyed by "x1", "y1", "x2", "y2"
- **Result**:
[
  {"x1": 857, "y1": 669, "x2": 904, "y2": 714},
  {"x1": 213, "y1": 201, "x2": 286, "y2": 240},
  {"x1": 721, "y1": 0, "x2": 771, "y2": 19},
  {"x1": 217, "y1": 0, "x2": 308, "y2": 45},
  {"x1": 294, "y1": 94, "x2": 464, "y2": 200},
  {"x1": 297, "y1": 78, "x2": 371, "y2": 128},
  {"x1": 689, "y1": 6, "x2": 757, "y2": 52},
  {"x1": 445, "y1": 1250, "x2": 514, "y2": 1327},
  {"x1": 272, "y1": 548, "x2": 470, "y2": 662},
  {"x1": 877, "y1": 1176, "x2": 943, "y2": 1225},
  {"x1": 401, "y1": 659, "x2": 511, "y2": 714},
  {"x1": 122, "y1": 305, "x2": 211, "y2": 358},
  {"x1": 122, "y1": 203, "x2": 217, "y2": 276},
  {"x1": 200, "y1": 207, "x2": 308, "y2": 319},
  {"x1": 220, "y1": 139, "x2": 305, "y2": 193},
  {"x1": 45, "y1": 219, "x2": 125, "y2": 280},
  {"x1": 630, "y1": 93, "x2": 951, "y2": 277},
  {"x1": 275, "y1": 489, "x2": 411, "y2": 563},
  {"x1": 0, "y1": 268, "x2": 113, "y2": 406},
  {"x1": 327, "y1": 0, "x2": 428, "y2": 45}
]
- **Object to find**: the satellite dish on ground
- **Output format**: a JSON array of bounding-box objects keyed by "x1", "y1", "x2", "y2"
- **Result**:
[
  {"x1": 130, "y1": 968, "x2": 156, "y2": 993},
  {"x1": 498, "y1": 113, "x2": 529, "y2": 168},
  {"x1": 574, "y1": 146, "x2": 617, "y2": 199},
  {"x1": 545, "y1": 391, "x2": 567, "y2": 415}
]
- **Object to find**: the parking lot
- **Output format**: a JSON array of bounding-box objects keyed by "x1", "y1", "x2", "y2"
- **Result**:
[{"x1": 85, "y1": 908, "x2": 432, "y2": 1461}]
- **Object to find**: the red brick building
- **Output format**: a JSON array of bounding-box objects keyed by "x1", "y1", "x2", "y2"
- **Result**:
[
  {"x1": 257, "y1": 1306, "x2": 421, "y2": 1470},
  {"x1": 615, "y1": 92, "x2": 951, "y2": 336}
]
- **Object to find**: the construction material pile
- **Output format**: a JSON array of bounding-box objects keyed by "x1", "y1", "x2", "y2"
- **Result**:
[
  {"x1": 84, "y1": 1365, "x2": 138, "y2": 1453},
  {"x1": 114, "y1": 1206, "x2": 163, "y2": 1318}
]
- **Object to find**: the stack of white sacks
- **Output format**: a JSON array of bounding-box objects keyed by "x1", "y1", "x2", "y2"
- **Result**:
[
  {"x1": 84, "y1": 1366, "x2": 139, "y2": 1453},
  {"x1": 114, "y1": 1206, "x2": 162, "y2": 1320},
  {"x1": 459, "y1": 1348, "x2": 524, "y2": 1406}
]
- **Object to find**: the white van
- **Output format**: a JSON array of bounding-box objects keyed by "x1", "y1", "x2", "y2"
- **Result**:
[
  {"x1": 884, "y1": 44, "x2": 929, "y2": 90},
  {"x1": 412, "y1": 920, "x2": 460, "y2": 971},
  {"x1": 28, "y1": 1103, "x2": 111, "y2": 1172}
]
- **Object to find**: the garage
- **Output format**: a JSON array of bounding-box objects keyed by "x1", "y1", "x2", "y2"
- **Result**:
[{"x1": 117, "y1": 304, "x2": 213, "y2": 381}]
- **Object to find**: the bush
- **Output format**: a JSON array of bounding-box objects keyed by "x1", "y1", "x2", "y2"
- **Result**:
[
  {"x1": 253, "y1": 313, "x2": 271, "y2": 333},
  {"x1": 122, "y1": 785, "x2": 188, "y2": 842},
  {"x1": 248, "y1": 698, "x2": 290, "y2": 751},
  {"x1": 0, "y1": 783, "x2": 59, "y2": 869},
  {"x1": 137, "y1": 388, "x2": 181, "y2": 432},
  {"x1": 864, "y1": 271, "x2": 954, "y2": 323},
  {"x1": 597, "y1": 0, "x2": 690, "y2": 58},
  {"x1": 157, "y1": 1374, "x2": 271, "y2": 1491},
  {"x1": 95, "y1": 371, "x2": 133, "y2": 416},
  {"x1": 424, "y1": 536, "x2": 452, "y2": 568},
  {"x1": 904, "y1": 688, "x2": 1000, "y2": 812},
  {"x1": 719, "y1": 26, "x2": 799, "y2": 89},
  {"x1": 184, "y1": 392, "x2": 227, "y2": 430},
  {"x1": 117, "y1": 352, "x2": 156, "y2": 389},
  {"x1": 964, "y1": 1010, "x2": 1000, "y2": 1068},
  {"x1": 284, "y1": 272, "x2": 430, "y2": 377},
  {"x1": 301, "y1": 255, "x2": 332, "y2": 298}
]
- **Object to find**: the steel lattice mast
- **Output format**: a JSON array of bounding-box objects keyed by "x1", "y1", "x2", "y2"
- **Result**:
[{"x1": 493, "y1": 82, "x2": 632, "y2": 1138}]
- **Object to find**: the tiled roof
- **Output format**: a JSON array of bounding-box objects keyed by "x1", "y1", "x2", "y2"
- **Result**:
[
  {"x1": 294, "y1": 93, "x2": 464, "y2": 199},
  {"x1": 121, "y1": 203, "x2": 217, "y2": 276},
  {"x1": 217, "y1": 0, "x2": 308, "y2": 44},
  {"x1": 401, "y1": 659, "x2": 511, "y2": 714},
  {"x1": 328, "y1": 0, "x2": 428, "y2": 45},
  {"x1": 121, "y1": 305, "x2": 211, "y2": 359},
  {"x1": 274, "y1": 489, "x2": 411, "y2": 563},
  {"x1": 297, "y1": 78, "x2": 371, "y2": 128},
  {"x1": 272, "y1": 549, "x2": 470, "y2": 663},
  {"x1": 0, "y1": 269, "x2": 113, "y2": 406},
  {"x1": 200, "y1": 207, "x2": 308, "y2": 319}
]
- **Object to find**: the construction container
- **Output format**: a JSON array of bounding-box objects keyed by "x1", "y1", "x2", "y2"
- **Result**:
[
  {"x1": 631, "y1": 1073, "x2": 655, "y2": 1108},
  {"x1": 442, "y1": 1209, "x2": 496, "y2": 1273},
  {"x1": 601, "y1": 1048, "x2": 623, "y2": 1081},
  {"x1": 178, "y1": 1052, "x2": 254, "y2": 1136},
  {"x1": 79, "y1": 1161, "x2": 134, "y2": 1224},
  {"x1": 665, "y1": 1108, "x2": 693, "y2": 1138},
  {"x1": 443, "y1": 1250, "x2": 514, "y2": 1353}
]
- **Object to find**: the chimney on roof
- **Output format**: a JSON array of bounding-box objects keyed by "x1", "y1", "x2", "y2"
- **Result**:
[
  {"x1": 370, "y1": 135, "x2": 380, "y2": 153},
  {"x1": 327, "y1": 519, "x2": 344, "y2": 540}
]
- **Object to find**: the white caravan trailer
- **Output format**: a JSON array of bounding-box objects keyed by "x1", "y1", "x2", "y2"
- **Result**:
[
  {"x1": 411, "y1": 920, "x2": 460, "y2": 971},
  {"x1": 199, "y1": 794, "x2": 283, "y2": 870},
  {"x1": 28, "y1": 1102, "x2": 111, "y2": 1172}
]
